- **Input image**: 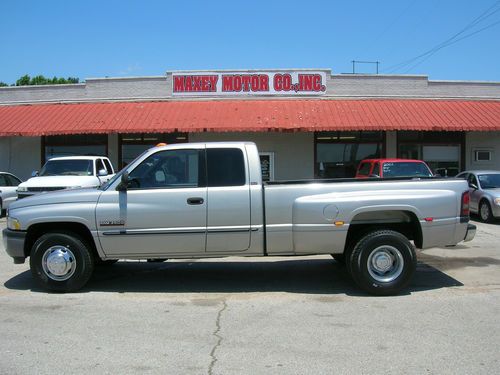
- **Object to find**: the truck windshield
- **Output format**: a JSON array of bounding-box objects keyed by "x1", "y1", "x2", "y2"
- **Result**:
[
  {"x1": 478, "y1": 174, "x2": 500, "y2": 189},
  {"x1": 382, "y1": 162, "x2": 433, "y2": 178},
  {"x1": 39, "y1": 160, "x2": 94, "y2": 176}
]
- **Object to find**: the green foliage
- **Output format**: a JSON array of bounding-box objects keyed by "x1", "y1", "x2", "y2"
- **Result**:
[
  {"x1": 0, "y1": 81, "x2": 9, "y2": 87},
  {"x1": 15, "y1": 74, "x2": 79, "y2": 86}
]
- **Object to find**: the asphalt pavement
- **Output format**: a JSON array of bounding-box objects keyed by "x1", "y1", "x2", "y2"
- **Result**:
[{"x1": 0, "y1": 217, "x2": 499, "y2": 374}]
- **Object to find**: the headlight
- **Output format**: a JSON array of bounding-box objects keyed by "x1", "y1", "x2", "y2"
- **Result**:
[
  {"x1": 7, "y1": 217, "x2": 21, "y2": 230},
  {"x1": 17, "y1": 186, "x2": 27, "y2": 192},
  {"x1": 494, "y1": 198, "x2": 500, "y2": 206}
]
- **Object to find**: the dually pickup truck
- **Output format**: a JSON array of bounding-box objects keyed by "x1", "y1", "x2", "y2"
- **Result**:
[{"x1": 3, "y1": 142, "x2": 476, "y2": 295}]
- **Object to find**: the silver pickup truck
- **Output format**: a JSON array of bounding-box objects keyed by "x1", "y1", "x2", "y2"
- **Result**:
[{"x1": 3, "y1": 142, "x2": 476, "y2": 295}]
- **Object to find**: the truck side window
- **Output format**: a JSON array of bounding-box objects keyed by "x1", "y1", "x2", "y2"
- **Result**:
[
  {"x1": 103, "y1": 159, "x2": 114, "y2": 174},
  {"x1": 96, "y1": 159, "x2": 106, "y2": 175},
  {"x1": 128, "y1": 149, "x2": 201, "y2": 189},
  {"x1": 207, "y1": 148, "x2": 246, "y2": 187}
]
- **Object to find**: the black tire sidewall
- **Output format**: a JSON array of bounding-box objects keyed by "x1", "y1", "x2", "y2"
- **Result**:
[
  {"x1": 350, "y1": 230, "x2": 416, "y2": 295},
  {"x1": 30, "y1": 232, "x2": 94, "y2": 292},
  {"x1": 480, "y1": 201, "x2": 492, "y2": 222}
]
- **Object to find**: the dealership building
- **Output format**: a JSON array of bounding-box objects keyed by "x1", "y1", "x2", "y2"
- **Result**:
[{"x1": 1, "y1": 69, "x2": 499, "y2": 181}]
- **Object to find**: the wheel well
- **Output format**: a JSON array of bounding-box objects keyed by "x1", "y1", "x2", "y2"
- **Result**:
[
  {"x1": 346, "y1": 210, "x2": 423, "y2": 250},
  {"x1": 479, "y1": 198, "x2": 491, "y2": 207},
  {"x1": 25, "y1": 222, "x2": 99, "y2": 259}
]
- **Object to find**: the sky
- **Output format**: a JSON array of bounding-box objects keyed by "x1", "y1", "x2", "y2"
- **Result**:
[{"x1": 1, "y1": 0, "x2": 500, "y2": 84}]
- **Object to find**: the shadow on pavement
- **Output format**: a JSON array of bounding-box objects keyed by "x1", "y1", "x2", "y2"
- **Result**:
[{"x1": 4, "y1": 257, "x2": 463, "y2": 296}]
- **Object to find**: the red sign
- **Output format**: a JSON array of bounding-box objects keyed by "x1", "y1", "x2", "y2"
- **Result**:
[{"x1": 172, "y1": 71, "x2": 327, "y2": 96}]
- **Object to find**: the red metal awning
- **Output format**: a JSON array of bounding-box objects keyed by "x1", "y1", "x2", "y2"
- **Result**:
[{"x1": 0, "y1": 99, "x2": 499, "y2": 136}]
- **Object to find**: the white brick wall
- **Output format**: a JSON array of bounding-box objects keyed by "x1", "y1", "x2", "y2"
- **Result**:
[{"x1": 1, "y1": 70, "x2": 499, "y2": 104}]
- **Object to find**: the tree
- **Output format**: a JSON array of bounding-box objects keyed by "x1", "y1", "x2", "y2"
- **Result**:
[
  {"x1": 0, "y1": 82, "x2": 8, "y2": 87},
  {"x1": 15, "y1": 74, "x2": 79, "y2": 86}
]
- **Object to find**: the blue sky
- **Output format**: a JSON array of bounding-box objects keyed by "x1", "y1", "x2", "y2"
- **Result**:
[{"x1": 1, "y1": 0, "x2": 499, "y2": 84}]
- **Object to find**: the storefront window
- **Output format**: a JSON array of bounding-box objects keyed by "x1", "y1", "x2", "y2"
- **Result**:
[
  {"x1": 315, "y1": 131, "x2": 384, "y2": 178},
  {"x1": 43, "y1": 135, "x2": 107, "y2": 162},
  {"x1": 397, "y1": 131, "x2": 464, "y2": 177},
  {"x1": 119, "y1": 133, "x2": 188, "y2": 168}
]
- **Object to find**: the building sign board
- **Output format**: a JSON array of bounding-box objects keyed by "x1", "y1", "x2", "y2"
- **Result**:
[{"x1": 172, "y1": 71, "x2": 327, "y2": 96}]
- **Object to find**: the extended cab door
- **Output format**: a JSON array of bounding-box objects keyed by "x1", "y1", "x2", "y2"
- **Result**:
[
  {"x1": 205, "y1": 146, "x2": 251, "y2": 252},
  {"x1": 96, "y1": 147, "x2": 207, "y2": 257}
]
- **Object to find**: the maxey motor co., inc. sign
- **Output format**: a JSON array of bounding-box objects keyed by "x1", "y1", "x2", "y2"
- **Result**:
[{"x1": 172, "y1": 70, "x2": 327, "y2": 96}]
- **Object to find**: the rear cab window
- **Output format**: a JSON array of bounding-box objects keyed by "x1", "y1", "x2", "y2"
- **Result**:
[
  {"x1": 382, "y1": 162, "x2": 433, "y2": 178},
  {"x1": 357, "y1": 162, "x2": 372, "y2": 177},
  {"x1": 206, "y1": 148, "x2": 246, "y2": 187}
]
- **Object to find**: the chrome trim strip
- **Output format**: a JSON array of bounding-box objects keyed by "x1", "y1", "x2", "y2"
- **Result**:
[{"x1": 101, "y1": 225, "x2": 257, "y2": 236}]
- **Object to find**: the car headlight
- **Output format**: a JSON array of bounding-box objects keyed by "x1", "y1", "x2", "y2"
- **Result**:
[
  {"x1": 494, "y1": 198, "x2": 500, "y2": 206},
  {"x1": 7, "y1": 217, "x2": 21, "y2": 231},
  {"x1": 17, "y1": 186, "x2": 27, "y2": 192}
]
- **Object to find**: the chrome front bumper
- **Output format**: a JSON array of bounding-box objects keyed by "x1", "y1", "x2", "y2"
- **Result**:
[
  {"x1": 464, "y1": 224, "x2": 476, "y2": 242},
  {"x1": 2, "y1": 228, "x2": 27, "y2": 263}
]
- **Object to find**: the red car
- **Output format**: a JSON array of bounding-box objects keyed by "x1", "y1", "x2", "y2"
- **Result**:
[{"x1": 356, "y1": 158, "x2": 434, "y2": 178}]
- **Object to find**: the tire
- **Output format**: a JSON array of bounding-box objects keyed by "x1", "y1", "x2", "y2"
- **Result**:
[
  {"x1": 30, "y1": 232, "x2": 94, "y2": 292},
  {"x1": 349, "y1": 230, "x2": 416, "y2": 296},
  {"x1": 479, "y1": 200, "x2": 493, "y2": 223}
]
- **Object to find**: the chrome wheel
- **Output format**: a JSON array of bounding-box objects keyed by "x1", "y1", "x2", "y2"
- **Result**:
[
  {"x1": 367, "y1": 245, "x2": 404, "y2": 283},
  {"x1": 41, "y1": 245, "x2": 77, "y2": 281}
]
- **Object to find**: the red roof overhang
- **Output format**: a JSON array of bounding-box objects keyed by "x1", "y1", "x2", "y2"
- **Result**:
[{"x1": 0, "y1": 99, "x2": 499, "y2": 136}]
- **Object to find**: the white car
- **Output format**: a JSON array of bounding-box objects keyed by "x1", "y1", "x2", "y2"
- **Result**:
[
  {"x1": 17, "y1": 156, "x2": 115, "y2": 199},
  {"x1": 0, "y1": 172, "x2": 22, "y2": 216}
]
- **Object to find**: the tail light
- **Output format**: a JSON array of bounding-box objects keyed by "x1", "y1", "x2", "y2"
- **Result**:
[{"x1": 461, "y1": 191, "x2": 470, "y2": 217}]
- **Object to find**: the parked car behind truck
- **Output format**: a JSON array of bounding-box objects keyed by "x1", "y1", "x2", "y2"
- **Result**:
[
  {"x1": 0, "y1": 172, "x2": 22, "y2": 217},
  {"x1": 3, "y1": 142, "x2": 475, "y2": 295},
  {"x1": 16, "y1": 156, "x2": 115, "y2": 199},
  {"x1": 456, "y1": 170, "x2": 500, "y2": 222}
]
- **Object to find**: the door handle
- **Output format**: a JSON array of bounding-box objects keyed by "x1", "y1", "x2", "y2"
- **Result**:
[{"x1": 187, "y1": 197, "x2": 204, "y2": 205}]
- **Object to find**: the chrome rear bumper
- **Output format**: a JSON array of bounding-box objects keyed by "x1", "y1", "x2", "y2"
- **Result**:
[{"x1": 464, "y1": 224, "x2": 476, "y2": 242}]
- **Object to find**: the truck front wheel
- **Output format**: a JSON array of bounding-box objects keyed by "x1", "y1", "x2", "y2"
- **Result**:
[
  {"x1": 349, "y1": 230, "x2": 416, "y2": 296},
  {"x1": 30, "y1": 232, "x2": 94, "y2": 292}
]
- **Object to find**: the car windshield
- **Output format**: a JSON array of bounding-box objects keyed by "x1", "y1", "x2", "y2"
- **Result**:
[
  {"x1": 382, "y1": 162, "x2": 433, "y2": 178},
  {"x1": 478, "y1": 174, "x2": 500, "y2": 189},
  {"x1": 39, "y1": 159, "x2": 94, "y2": 176}
]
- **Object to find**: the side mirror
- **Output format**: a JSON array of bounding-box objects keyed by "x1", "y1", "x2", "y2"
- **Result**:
[
  {"x1": 469, "y1": 183, "x2": 478, "y2": 190},
  {"x1": 98, "y1": 169, "x2": 108, "y2": 177},
  {"x1": 31, "y1": 170, "x2": 39, "y2": 177},
  {"x1": 116, "y1": 172, "x2": 130, "y2": 191}
]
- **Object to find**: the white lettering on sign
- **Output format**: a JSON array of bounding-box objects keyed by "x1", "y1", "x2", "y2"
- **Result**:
[{"x1": 172, "y1": 71, "x2": 327, "y2": 96}]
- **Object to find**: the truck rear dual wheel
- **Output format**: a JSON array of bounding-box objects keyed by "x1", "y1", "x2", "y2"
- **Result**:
[
  {"x1": 30, "y1": 232, "x2": 94, "y2": 292},
  {"x1": 349, "y1": 230, "x2": 416, "y2": 296}
]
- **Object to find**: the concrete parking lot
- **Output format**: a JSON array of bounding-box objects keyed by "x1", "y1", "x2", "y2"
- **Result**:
[{"x1": 1, "y1": 217, "x2": 499, "y2": 375}]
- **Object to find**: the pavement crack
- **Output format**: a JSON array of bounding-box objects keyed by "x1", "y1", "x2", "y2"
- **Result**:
[{"x1": 208, "y1": 299, "x2": 227, "y2": 375}]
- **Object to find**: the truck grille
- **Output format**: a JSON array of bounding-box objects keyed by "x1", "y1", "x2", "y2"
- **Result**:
[{"x1": 27, "y1": 187, "x2": 66, "y2": 192}]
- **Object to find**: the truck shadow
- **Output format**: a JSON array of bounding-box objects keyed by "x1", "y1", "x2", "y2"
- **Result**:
[{"x1": 4, "y1": 257, "x2": 462, "y2": 296}]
